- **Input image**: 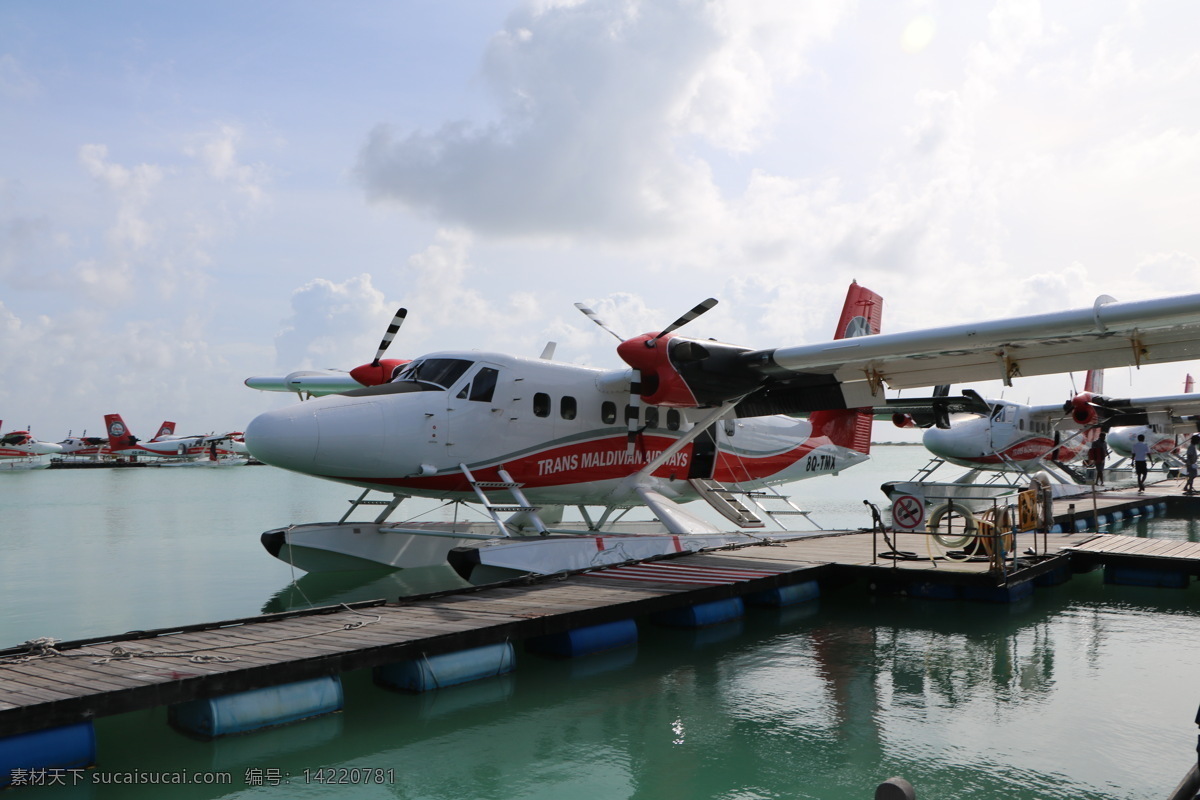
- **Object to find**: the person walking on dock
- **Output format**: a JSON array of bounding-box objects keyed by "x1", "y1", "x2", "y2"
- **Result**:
[
  {"x1": 1089, "y1": 432, "x2": 1109, "y2": 486},
  {"x1": 1132, "y1": 434, "x2": 1151, "y2": 493},
  {"x1": 1185, "y1": 434, "x2": 1199, "y2": 494}
]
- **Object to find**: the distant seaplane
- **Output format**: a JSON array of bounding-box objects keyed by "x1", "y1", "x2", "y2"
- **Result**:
[{"x1": 0, "y1": 422, "x2": 63, "y2": 470}]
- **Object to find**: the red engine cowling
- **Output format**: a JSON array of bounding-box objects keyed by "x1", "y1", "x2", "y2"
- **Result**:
[
  {"x1": 1067, "y1": 393, "x2": 1100, "y2": 426},
  {"x1": 349, "y1": 358, "x2": 411, "y2": 387},
  {"x1": 892, "y1": 413, "x2": 916, "y2": 429},
  {"x1": 615, "y1": 334, "x2": 700, "y2": 407}
]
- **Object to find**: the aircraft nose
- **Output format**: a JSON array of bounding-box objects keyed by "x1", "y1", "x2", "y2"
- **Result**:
[
  {"x1": 922, "y1": 426, "x2": 963, "y2": 459},
  {"x1": 245, "y1": 405, "x2": 319, "y2": 470}
]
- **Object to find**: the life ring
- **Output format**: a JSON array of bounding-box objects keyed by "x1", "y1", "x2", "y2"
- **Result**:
[
  {"x1": 978, "y1": 506, "x2": 1015, "y2": 558},
  {"x1": 926, "y1": 502, "x2": 979, "y2": 553},
  {"x1": 1017, "y1": 490, "x2": 1039, "y2": 531}
]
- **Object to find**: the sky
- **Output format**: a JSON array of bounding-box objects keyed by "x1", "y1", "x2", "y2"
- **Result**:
[{"x1": 3, "y1": 0, "x2": 1200, "y2": 443}]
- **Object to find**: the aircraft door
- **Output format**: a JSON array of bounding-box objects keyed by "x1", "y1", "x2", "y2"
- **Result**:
[
  {"x1": 446, "y1": 362, "x2": 508, "y2": 465},
  {"x1": 989, "y1": 405, "x2": 1015, "y2": 456},
  {"x1": 688, "y1": 424, "x2": 718, "y2": 480}
]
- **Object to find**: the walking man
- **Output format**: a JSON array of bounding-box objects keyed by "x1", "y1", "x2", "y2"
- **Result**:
[
  {"x1": 1132, "y1": 433, "x2": 1151, "y2": 493},
  {"x1": 1089, "y1": 432, "x2": 1109, "y2": 486},
  {"x1": 1186, "y1": 434, "x2": 1199, "y2": 494}
]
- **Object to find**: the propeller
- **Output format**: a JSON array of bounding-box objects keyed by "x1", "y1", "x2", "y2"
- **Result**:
[
  {"x1": 645, "y1": 298, "x2": 718, "y2": 347},
  {"x1": 348, "y1": 308, "x2": 411, "y2": 388},
  {"x1": 371, "y1": 308, "x2": 407, "y2": 367},
  {"x1": 620, "y1": 298, "x2": 718, "y2": 452},
  {"x1": 574, "y1": 303, "x2": 624, "y2": 342}
]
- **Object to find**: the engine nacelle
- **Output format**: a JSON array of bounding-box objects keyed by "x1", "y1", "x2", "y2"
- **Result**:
[
  {"x1": 615, "y1": 334, "x2": 763, "y2": 408},
  {"x1": 892, "y1": 413, "x2": 917, "y2": 429},
  {"x1": 615, "y1": 334, "x2": 699, "y2": 407},
  {"x1": 1065, "y1": 393, "x2": 1100, "y2": 426},
  {"x1": 348, "y1": 358, "x2": 411, "y2": 388}
]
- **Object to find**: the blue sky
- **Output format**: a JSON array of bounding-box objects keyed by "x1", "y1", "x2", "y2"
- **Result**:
[{"x1": 3, "y1": 0, "x2": 1200, "y2": 441}]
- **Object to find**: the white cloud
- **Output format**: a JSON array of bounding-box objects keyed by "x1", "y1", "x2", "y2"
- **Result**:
[
  {"x1": 274, "y1": 273, "x2": 392, "y2": 370},
  {"x1": 355, "y1": 0, "x2": 851, "y2": 239},
  {"x1": 184, "y1": 125, "x2": 271, "y2": 206}
]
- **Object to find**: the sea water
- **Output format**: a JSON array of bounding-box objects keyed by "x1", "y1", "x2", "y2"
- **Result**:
[{"x1": 1, "y1": 447, "x2": 1197, "y2": 799}]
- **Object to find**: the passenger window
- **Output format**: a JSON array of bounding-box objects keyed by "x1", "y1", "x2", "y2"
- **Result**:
[
  {"x1": 533, "y1": 393, "x2": 551, "y2": 418},
  {"x1": 561, "y1": 396, "x2": 577, "y2": 420},
  {"x1": 667, "y1": 409, "x2": 681, "y2": 431},
  {"x1": 644, "y1": 407, "x2": 659, "y2": 429},
  {"x1": 724, "y1": 419, "x2": 736, "y2": 437},
  {"x1": 601, "y1": 401, "x2": 617, "y2": 424},
  {"x1": 469, "y1": 368, "x2": 499, "y2": 402}
]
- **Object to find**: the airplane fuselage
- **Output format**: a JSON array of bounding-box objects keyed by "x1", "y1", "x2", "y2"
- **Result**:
[
  {"x1": 922, "y1": 400, "x2": 1091, "y2": 470},
  {"x1": 245, "y1": 350, "x2": 870, "y2": 505},
  {"x1": 1109, "y1": 425, "x2": 1177, "y2": 459},
  {"x1": 0, "y1": 432, "x2": 63, "y2": 459}
]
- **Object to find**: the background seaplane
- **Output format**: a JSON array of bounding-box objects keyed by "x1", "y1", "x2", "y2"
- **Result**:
[
  {"x1": 244, "y1": 285, "x2": 1200, "y2": 580},
  {"x1": 1107, "y1": 374, "x2": 1199, "y2": 466},
  {"x1": 56, "y1": 432, "x2": 109, "y2": 458},
  {"x1": 0, "y1": 422, "x2": 63, "y2": 470},
  {"x1": 104, "y1": 414, "x2": 248, "y2": 464},
  {"x1": 889, "y1": 369, "x2": 1200, "y2": 489}
]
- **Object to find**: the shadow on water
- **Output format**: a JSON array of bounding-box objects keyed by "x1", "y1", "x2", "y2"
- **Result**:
[{"x1": 261, "y1": 565, "x2": 470, "y2": 614}]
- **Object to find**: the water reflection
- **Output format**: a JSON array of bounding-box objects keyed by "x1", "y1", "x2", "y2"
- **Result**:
[{"x1": 261, "y1": 565, "x2": 469, "y2": 613}]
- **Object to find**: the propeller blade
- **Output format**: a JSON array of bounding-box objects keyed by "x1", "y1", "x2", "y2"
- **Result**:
[
  {"x1": 626, "y1": 370, "x2": 642, "y2": 455},
  {"x1": 931, "y1": 384, "x2": 951, "y2": 429},
  {"x1": 650, "y1": 298, "x2": 718, "y2": 344},
  {"x1": 371, "y1": 308, "x2": 408, "y2": 367},
  {"x1": 574, "y1": 303, "x2": 624, "y2": 341}
]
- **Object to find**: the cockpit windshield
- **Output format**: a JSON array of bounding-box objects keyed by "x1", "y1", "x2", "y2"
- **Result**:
[{"x1": 393, "y1": 358, "x2": 473, "y2": 390}]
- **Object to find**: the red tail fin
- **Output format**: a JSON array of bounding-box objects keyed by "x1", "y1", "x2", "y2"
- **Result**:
[
  {"x1": 1186, "y1": 374, "x2": 1194, "y2": 394},
  {"x1": 810, "y1": 281, "x2": 883, "y2": 455},
  {"x1": 1083, "y1": 369, "x2": 1103, "y2": 395},
  {"x1": 104, "y1": 414, "x2": 138, "y2": 451},
  {"x1": 155, "y1": 421, "x2": 176, "y2": 439}
]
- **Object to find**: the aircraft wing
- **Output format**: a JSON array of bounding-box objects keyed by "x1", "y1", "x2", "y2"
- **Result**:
[
  {"x1": 1009, "y1": 391, "x2": 1200, "y2": 431},
  {"x1": 244, "y1": 370, "x2": 361, "y2": 396},
  {"x1": 737, "y1": 293, "x2": 1200, "y2": 413}
]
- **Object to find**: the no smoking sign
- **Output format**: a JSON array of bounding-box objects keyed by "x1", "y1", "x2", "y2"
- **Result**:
[{"x1": 891, "y1": 493, "x2": 926, "y2": 532}]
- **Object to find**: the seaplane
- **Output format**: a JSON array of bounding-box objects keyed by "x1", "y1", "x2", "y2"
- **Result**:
[
  {"x1": 880, "y1": 368, "x2": 1200, "y2": 519},
  {"x1": 244, "y1": 285, "x2": 1200, "y2": 582},
  {"x1": 56, "y1": 432, "x2": 110, "y2": 458},
  {"x1": 1107, "y1": 374, "x2": 1200, "y2": 465},
  {"x1": 0, "y1": 423, "x2": 63, "y2": 470},
  {"x1": 895, "y1": 371, "x2": 1200, "y2": 477},
  {"x1": 104, "y1": 414, "x2": 249, "y2": 465}
]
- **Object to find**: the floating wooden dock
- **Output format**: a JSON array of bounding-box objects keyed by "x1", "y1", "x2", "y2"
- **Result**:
[
  {"x1": 3, "y1": 506, "x2": 1198, "y2": 742},
  {"x1": 2, "y1": 476, "x2": 1199, "y2": 784}
]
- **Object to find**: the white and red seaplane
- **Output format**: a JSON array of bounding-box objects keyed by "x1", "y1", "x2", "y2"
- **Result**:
[
  {"x1": 104, "y1": 414, "x2": 248, "y2": 465},
  {"x1": 0, "y1": 423, "x2": 63, "y2": 470},
  {"x1": 244, "y1": 285, "x2": 1200, "y2": 581},
  {"x1": 892, "y1": 370, "x2": 1200, "y2": 488}
]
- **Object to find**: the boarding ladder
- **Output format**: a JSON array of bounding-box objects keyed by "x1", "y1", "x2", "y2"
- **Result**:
[
  {"x1": 337, "y1": 489, "x2": 408, "y2": 524},
  {"x1": 460, "y1": 463, "x2": 547, "y2": 536},
  {"x1": 911, "y1": 456, "x2": 947, "y2": 483},
  {"x1": 740, "y1": 486, "x2": 825, "y2": 531},
  {"x1": 688, "y1": 478, "x2": 766, "y2": 528}
]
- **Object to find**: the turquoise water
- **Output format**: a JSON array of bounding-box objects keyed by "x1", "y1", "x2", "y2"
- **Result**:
[{"x1": 1, "y1": 448, "x2": 1198, "y2": 799}]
